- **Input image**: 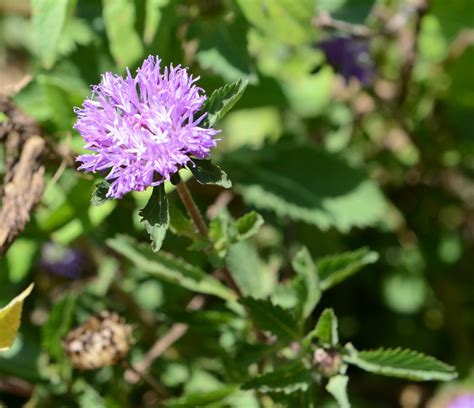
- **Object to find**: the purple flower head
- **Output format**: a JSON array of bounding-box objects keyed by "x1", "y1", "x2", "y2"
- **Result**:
[
  {"x1": 75, "y1": 56, "x2": 220, "y2": 198},
  {"x1": 40, "y1": 242, "x2": 88, "y2": 279},
  {"x1": 318, "y1": 36, "x2": 374, "y2": 86},
  {"x1": 449, "y1": 393, "x2": 474, "y2": 408}
]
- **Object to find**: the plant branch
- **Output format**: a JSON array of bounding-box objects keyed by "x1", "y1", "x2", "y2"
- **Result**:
[
  {"x1": 313, "y1": 12, "x2": 372, "y2": 37},
  {"x1": 176, "y1": 181, "x2": 209, "y2": 237},
  {"x1": 397, "y1": 0, "x2": 430, "y2": 105},
  {"x1": 123, "y1": 360, "x2": 170, "y2": 400},
  {"x1": 175, "y1": 180, "x2": 243, "y2": 297}
]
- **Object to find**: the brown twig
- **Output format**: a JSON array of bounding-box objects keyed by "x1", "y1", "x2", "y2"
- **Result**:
[
  {"x1": 0, "y1": 376, "x2": 33, "y2": 398},
  {"x1": 0, "y1": 95, "x2": 45, "y2": 256},
  {"x1": 124, "y1": 296, "x2": 205, "y2": 383},
  {"x1": 313, "y1": 12, "x2": 373, "y2": 38},
  {"x1": 123, "y1": 360, "x2": 170, "y2": 401},
  {"x1": 397, "y1": 0, "x2": 430, "y2": 105}
]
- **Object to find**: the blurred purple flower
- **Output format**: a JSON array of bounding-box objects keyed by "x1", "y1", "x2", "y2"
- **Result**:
[
  {"x1": 40, "y1": 242, "x2": 87, "y2": 279},
  {"x1": 449, "y1": 394, "x2": 474, "y2": 408},
  {"x1": 75, "y1": 55, "x2": 220, "y2": 198},
  {"x1": 318, "y1": 36, "x2": 374, "y2": 86}
]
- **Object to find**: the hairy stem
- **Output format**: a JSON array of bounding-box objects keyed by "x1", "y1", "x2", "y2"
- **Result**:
[
  {"x1": 176, "y1": 182, "x2": 208, "y2": 237},
  {"x1": 176, "y1": 180, "x2": 243, "y2": 296}
]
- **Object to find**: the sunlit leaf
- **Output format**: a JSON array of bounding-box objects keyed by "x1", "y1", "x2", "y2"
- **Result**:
[
  {"x1": 222, "y1": 144, "x2": 387, "y2": 231},
  {"x1": 318, "y1": 247, "x2": 379, "y2": 290},
  {"x1": 107, "y1": 235, "x2": 235, "y2": 301},
  {"x1": 226, "y1": 241, "x2": 271, "y2": 299},
  {"x1": 32, "y1": 0, "x2": 75, "y2": 68},
  {"x1": 102, "y1": 0, "x2": 144, "y2": 68},
  {"x1": 199, "y1": 79, "x2": 249, "y2": 128},
  {"x1": 305, "y1": 308, "x2": 339, "y2": 347},
  {"x1": 326, "y1": 375, "x2": 351, "y2": 408},
  {"x1": 291, "y1": 246, "x2": 321, "y2": 319},
  {"x1": 0, "y1": 284, "x2": 34, "y2": 352},
  {"x1": 344, "y1": 345, "x2": 458, "y2": 381}
]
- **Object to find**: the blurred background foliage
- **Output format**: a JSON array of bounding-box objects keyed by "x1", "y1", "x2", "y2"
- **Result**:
[{"x1": 0, "y1": 0, "x2": 473, "y2": 406}]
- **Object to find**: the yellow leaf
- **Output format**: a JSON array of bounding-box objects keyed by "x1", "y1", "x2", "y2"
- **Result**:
[{"x1": 0, "y1": 283, "x2": 34, "y2": 351}]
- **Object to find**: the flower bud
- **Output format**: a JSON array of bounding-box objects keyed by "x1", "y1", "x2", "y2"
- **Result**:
[{"x1": 313, "y1": 347, "x2": 343, "y2": 378}]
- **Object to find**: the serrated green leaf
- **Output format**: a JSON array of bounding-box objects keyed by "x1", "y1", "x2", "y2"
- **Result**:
[
  {"x1": 164, "y1": 384, "x2": 238, "y2": 407},
  {"x1": 226, "y1": 241, "x2": 270, "y2": 299},
  {"x1": 139, "y1": 185, "x2": 170, "y2": 252},
  {"x1": 107, "y1": 235, "x2": 236, "y2": 301},
  {"x1": 188, "y1": 159, "x2": 232, "y2": 188},
  {"x1": 326, "y1": 375, "x2": 351, "y2": 408},
  {"x1": 240, "y1": 297, "x2": 301, "y2": 341},
  {"x1": 222, "y1": 144, "x2": 387, "y2": 231},
  {"x1": 291, "y1": 247, "x2": 320, "y2": 319},
  {"x1": 199, "y1": 79, "x2": 249, "y2": 128},
  {"x1": 102, "y1": 0, "x2": 144, "y2": 68},
  {"x1": 344, "y1": 345, "x2": 458, "y2": 381},
  {"x1": 42, "y1": 294, "x2": 77, "y2": 360},
  {"x1": 32, "y1": 0, "x2": 75, "y2": 68},
  {"x1": 242, "y1": 361, "x2": 312, "y2": 394},
  {"x1": 235, "y1": 211, "x2": 264, "y2": 241},
  {"x1": 91, "y1": 181, "x2": 112, "y2": 206},
  {"x1": 305, "y1": 308, "x2": 339, "y2": 347},
  {"x1": 318, "y1": 247, "x2": 379, "y2": 290},
  {"x1": 0, "y1": 284, "x2": 34, "y2": 351}
]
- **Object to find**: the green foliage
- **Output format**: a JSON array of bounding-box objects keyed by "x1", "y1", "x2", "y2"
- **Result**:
[
  {"x1": 317, "y1": 248, "x2": 379, "y2": 291},
  {"x1": 42, "y1": 294, "x2": 77, "y2": 360},
  {"x1": 242, "y1": 361, "x2": 312, "y2": 394},
  {"x1": 91, "y1": 181, "x2": 112, "y2": 206},
  {"x1": 306, "y1": 308, "x2": 339, "y2": 347},
  {"x1": 164, "y1": 385, "x2": 238, "y2": 407},
  {"x1": 344, "y1": 346, "x2": 458, "y2": 382},
  {"x1": 31, "y1": 0, "x2": 75, "y2": 68},
  {"x1": 234, "y1": 211, "x2": 264, "y2": 241},
  {"x1": 0, "y1": 0, "x2": 469, "y2": 405},
  {"x1": 226, "y1": 241, "x2": 272, "y2": 299},
  {"x1": 291, "y1": 247, "x2": 321, "y2": 319},
  {"x1": 326, "y1": 375, "x2": 351, "y2": 408},
  {"x1": 102, "y1": 0, "x2": 144, "y2": 68},
  {"x1": 188, "y1": 159, "x2": 232, "y2": 188},
  {"x1": 199, "y1": 79, "x2": 249, "y2": 128},
  {"x1": 139, "y1": 184, "x2": 170, "y2": 252},
  {"x1": 107, "y1": 235, "x2": 235, "y2": 301},
  {"x1": 222, "y1": 144, "x2": 387, "y2": 231},
  {"x1": 236, "y1": 0, "x2": 315, "y2": 45},
  {"x1": 239, "y1": 297, "x2": 301, "y2": 341},
  {"x1": 317, "y1": 0, "x2": 376, "y2": 24}
]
